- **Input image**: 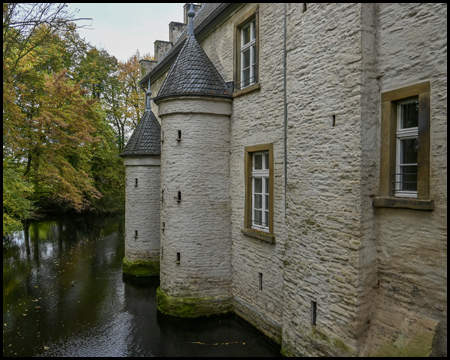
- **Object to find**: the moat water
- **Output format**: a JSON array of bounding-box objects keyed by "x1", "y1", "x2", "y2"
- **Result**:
[{"x1": 3, "y1": 214, "x2": 281, "y2": 357}]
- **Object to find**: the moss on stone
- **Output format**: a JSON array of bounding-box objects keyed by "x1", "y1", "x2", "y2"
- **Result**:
[
  {"x1": 368, "y1": 332, "x2": 435, "y2": 357},
  {"x1": 332, "y1": 337, "x2": 351, "y2": 354},
  {"x1": 281, "y1": 337, "x2": 309, "y2": 357},
  {"x1": 156, "y1": 287, "x2": 232, "y2": 318},
  {"x1": 311, "y1": 326, "x2": 330, "y2": 342},
  {"x1": 122, "y1": 258, "x2": 160, "y2": 277}
]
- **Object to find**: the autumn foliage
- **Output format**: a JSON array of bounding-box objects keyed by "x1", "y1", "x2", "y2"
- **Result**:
[{"x1": 3, "y1": 3, "x2": 151, "y2": 234}]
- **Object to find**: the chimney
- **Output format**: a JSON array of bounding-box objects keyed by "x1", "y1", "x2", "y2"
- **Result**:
[
  {"x1": 154, "y1": 40, "x2": 172, "y2": 62},
  {"x1": 183, "y1": 3, "x2": 203, "y2": 24},
  {"x1": 169, "y1": 21, "x2": 187, "y2": 44},
  {"x1": 139, "y1": 59, "x2": 158, "y2": 81}
]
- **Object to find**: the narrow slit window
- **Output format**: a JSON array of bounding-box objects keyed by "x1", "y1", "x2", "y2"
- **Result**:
[
  {"x1": 135, "y1": 230, "x2": 138, "y2": 238},
  {"x1": 135, "y1": 178, "x2": 138, "y2": 187},
  {"x1": 311, "y1": 301, "x2": 317, "y2": 326},
  {"x1": 176, "y1": 252, "x2": 180, "y2": 264},
  {"x1": 259, "y1": 272, "x2": 263, "y2": 290},
  {"x1": 177, "y1": 191, "x2": 181, "y2": 202},
  {"x1": 177, "y1": 130, "x2": 181, "y2": 141}
]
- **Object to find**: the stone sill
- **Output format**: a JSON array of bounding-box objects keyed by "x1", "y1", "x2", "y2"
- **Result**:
[
  {"x1": 241, "y1": 228, "x2": 275, "y2": 243},
  {"x1": 233, "y1": 83, "x2": 261, "y2": 98},
  {"x1": 373, "y1": 197, "x2": 435, "y2": 211}
]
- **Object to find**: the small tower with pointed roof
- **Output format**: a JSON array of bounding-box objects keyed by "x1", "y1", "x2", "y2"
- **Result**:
[
  {"x1": 154, "y1": 3, "x2": 233, "y2": 317},
  {"x1": 119, "y1": 78, "x2": 161, "y2": 277}
]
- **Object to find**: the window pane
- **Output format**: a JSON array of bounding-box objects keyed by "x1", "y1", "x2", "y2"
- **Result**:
[
  {"x1": 251, "y1": 45, "x2": 256, "y2": 65},
  {"x1": 255, "y1": 194, "x2": 262, "y2": 209},
  {"x1": 264, "y1": 211, "x2": 269, "y2": 226},
  {"x1": 242, "y1": 25, "x2": 251, "y2": 45},
  {"x1": 401, "y1": 101, "x2": 419, "y2": 129},
  {"x1": 254, "y1": 154, "x2": 262, "y2": 170},
  {"x1": 399, "y1": 165, "x2": 418, "y2": 191},
  {"x1": 400, "y1": 138, "x2": 418, "y2": 164},
  {"x1": 265, "y1": 178, "x2": 269, "y2": 193},
  {"x1": 242, "y1": 68, "x2": 250, "y2": 87},
  {"x1": 250, "y1": 21, "x2": 255, "y2": 41},
  {"x1": 265, "y1": 195, "x2": 269, "y2": 210},
  {"x1": 254, "y1": 178, "x2": 262, "y2": 193},
  {"x1": 242, "y1": 48, "x2": 250, "y2": 69},
  {"x1": 254, "y1": 210, "x2": 262, "y2": 226},
  {"x1": 264, "y1": 153, "x2": 269, "y2": 169}
]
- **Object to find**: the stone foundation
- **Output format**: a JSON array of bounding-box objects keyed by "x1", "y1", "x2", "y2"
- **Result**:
[
  {"x1": 233, "y1": 296, "x2": 282, "y2": 344},
  {"x1": 123, "y1": 258, "x2": 160, "y2": 277},
  {"x1": 156, "y1": 287, "x2": 233, "y2": 318}
]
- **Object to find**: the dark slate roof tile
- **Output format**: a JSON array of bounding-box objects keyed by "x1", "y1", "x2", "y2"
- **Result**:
[
  {"x1": 119, "y1": 110, "x2": 161, "y2": 157},
  {"x1": 140, "y1": 4, "x2": 230, "y2": 88},
  {"x1": 154, "y1": 31, "x2": 230, "y2": 100}
]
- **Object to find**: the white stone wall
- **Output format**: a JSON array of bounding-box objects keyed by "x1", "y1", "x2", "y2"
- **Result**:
[
  {"x1": 158, "y1": 97, "x2": 233, "y2": 299},
  {"x1": 144, "y1": 2, "x2": 446, "y2": 356},
  {"x1": 124, "y1": 157, "x2": 161, "y2": 262},
  {"x1": 150, "y1": 73, "x2": 167, "y2": 124},
  {"x1": 357, "y1": 3, "x2": 379, "y2": 353},
  {"x1": 283, "y1": 4, "x2": 366, "y2": 355},
  {"x1": 369, "y1": 2, "x2": 447, "y2": 354},
  {"x1": 228, "y1": 3, "x2": 287, "y2": 342}
]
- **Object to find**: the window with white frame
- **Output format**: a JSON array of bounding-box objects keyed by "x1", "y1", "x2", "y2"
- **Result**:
[
  {"x1": 251, "y1": 151, "x2": 269, "y2": 232},
  {"x1": 395, "y1": 98, "x2": 418, "y2": 197},
  {"x1": 240, "y1": 19, "x2": 256, "y2": 89},
  {"x1": 376, "y1": 81, "x2": 432, "y2": 209}
]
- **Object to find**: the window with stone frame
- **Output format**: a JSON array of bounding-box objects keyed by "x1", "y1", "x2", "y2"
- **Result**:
[
  {"x1": 243, "y1": 143, "x2": 274, "y2": 241},
  {"x1": 234, "y1": 6, "x2": 259, "y2": 92},
  {"x1": 395, "y1": 98, "x2": 419, "y2": 197},
  {"x1": 375, "y1": 81, "x2": 434, "y2": 210},
  {"x1": 251, "y1": 151, "x2": 270, "y2": 231},
  {"x1": 240, "y1": 19, "x2": 256, "y2": 89}
]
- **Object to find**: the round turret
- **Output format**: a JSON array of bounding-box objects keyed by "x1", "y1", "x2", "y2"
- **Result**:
[
  {"x1": 119, "y1": 109, "x2": 161, "y2": 277},
  {"x1": 154, "y1": 7, "x2": 233, "y2": 316}
]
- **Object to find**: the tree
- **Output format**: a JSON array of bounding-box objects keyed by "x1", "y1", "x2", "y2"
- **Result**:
[
  {"x1": 3, "y1": 160, "x2": 35, "y2": 236},
  {"x1": 3, "y1": 3, "x2": 151, "y2": 234},
  {"x1": 6, "y1": 68, "x2": 104, "y2": 212},
  {"x1": 104, "y1": 50, "x2": 153, "y2": 152},
  {"x1": 74, "y1": 47, "x2": 118, "y2": 100},
  {"x1": 3, "y1": 4, "x2": 107, "y2": 230},
  {"x1": 3, "y1": 3, "x2": 90, "y2": 80}
]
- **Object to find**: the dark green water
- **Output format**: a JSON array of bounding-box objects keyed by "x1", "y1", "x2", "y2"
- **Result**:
[{"x1": 3, "y1": 215, "x2": 281, "y2": 357}]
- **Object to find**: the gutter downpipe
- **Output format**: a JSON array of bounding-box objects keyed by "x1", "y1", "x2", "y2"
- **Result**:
[{"x1": 283, "y1": 3, "x2": 287, "y2": 211}]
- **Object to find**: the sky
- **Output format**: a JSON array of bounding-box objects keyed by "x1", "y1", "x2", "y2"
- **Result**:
[{"x1": 68, "y1": 3, "x2": 186, "y2": 62}]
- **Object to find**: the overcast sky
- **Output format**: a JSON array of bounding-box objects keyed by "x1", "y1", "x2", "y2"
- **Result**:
[{"x1": 69, "y1": 3, "x2": 186, "y2": 62}]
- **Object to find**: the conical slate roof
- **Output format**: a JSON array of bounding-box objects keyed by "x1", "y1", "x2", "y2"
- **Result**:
[
  {"x1": 154, "y1": 11, "x2": 231, "y2": 101},
  {"x1": 119, "y1": 110, "x2": 161, "y2": 157}
]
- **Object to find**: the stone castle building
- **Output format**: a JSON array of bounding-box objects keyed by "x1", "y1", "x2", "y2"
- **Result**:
[{"x1": 119, "y1": 3, "x2": 447, "y2": 357}]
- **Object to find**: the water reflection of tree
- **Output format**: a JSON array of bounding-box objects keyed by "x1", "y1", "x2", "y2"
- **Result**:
[{"x1": 3, "y1": 214, "x2": 125, "y2": 324}]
